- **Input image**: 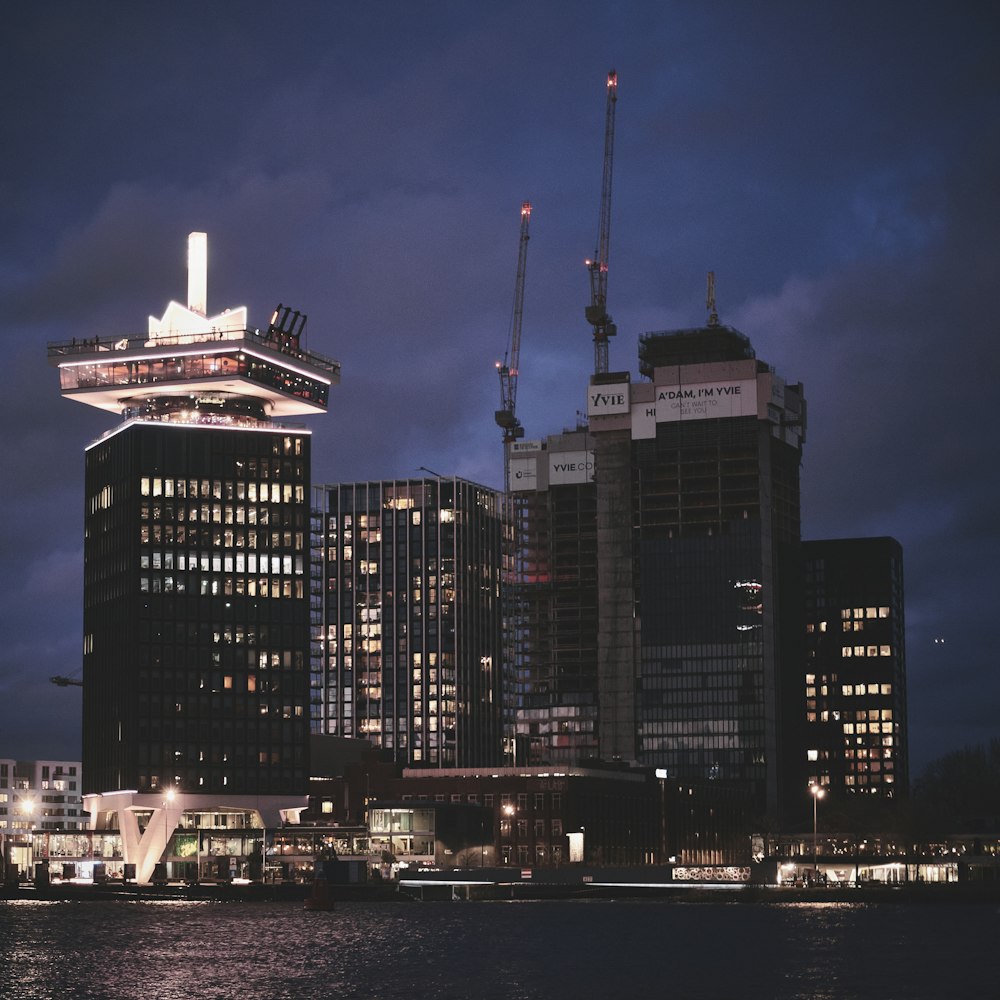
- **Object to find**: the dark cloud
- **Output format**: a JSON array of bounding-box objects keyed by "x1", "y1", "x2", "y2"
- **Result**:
[{"x1": 1, "y1": 2, "x2": 997, "y2": 773}]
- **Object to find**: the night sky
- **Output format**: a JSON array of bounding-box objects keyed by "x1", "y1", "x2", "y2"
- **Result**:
[{"x1": 2, "y1": 2, "x2": 997, "y2": 778}]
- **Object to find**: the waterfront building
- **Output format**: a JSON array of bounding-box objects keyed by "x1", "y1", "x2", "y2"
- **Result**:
[
  {"x1": 801, "y1": 537, "x2": 908, "y2": 800},
  {"x1": 47, "y1": 233, "x2": 339, "y2": 882},
  {"x1": 514, "y1": 317, "x2": 806, "y2": 821},
  {"x1": 1, "y1": 758, "x2": 83, "y2": 879},
  {"x1": 313, "y1": 478, "x2": 504, "y2": 768},
  {"x1": 378, "y1": 766, "x2": 750, "y2": 868}
]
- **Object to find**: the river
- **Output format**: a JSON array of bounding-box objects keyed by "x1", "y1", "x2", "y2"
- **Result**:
[{"x1": 0, "y1": 897, "x2": 994, "y2": 999}]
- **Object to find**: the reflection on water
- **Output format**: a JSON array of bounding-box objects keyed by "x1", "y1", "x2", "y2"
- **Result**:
[{"x1": 0, "y1": 898, "x2": 993, "y2": 1000}]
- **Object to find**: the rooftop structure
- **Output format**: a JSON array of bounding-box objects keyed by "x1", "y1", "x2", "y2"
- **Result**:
[{"x1": 48, "y1": 234, "x2": 338, "y2": 426}]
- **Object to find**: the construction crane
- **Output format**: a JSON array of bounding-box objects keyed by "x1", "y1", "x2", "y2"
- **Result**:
[
  {"x1": 584, "y1": 69, "x2": 618, "y2": 375},
  {"x1": 494, "y1": 201, "x2": 532, "y2": 767},
  {"x1": 50, "y1": 675, "x2": 83, "y2": 687},
  {"x1": 495, "y1": 201, "x2": 532, "y2": 490}
]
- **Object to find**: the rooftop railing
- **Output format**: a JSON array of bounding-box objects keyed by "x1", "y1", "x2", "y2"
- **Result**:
[{"x1": 47, "y1": 328, "x2": 341, "y2": 380}]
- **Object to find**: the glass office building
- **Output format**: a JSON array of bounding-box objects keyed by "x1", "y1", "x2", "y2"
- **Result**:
[{"x1": 314, "y1": 477, "x2": 503, "y2": 768}]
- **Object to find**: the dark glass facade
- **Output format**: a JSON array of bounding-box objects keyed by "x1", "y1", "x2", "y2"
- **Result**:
[
  {"x1": 82, "y1": 422, "x2": 312, "y2": 796},
  {"x1": 506, "y1": 324, "x2": 809, "y2": 820},
  {"x1": 314, "y1": 478, "x2": 503, "y2": 768},
  {"x1": 629, "y1": 401, "x2": 805, "y2": 815}
]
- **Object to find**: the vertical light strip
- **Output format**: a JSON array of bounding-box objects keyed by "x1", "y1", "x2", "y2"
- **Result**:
[{"x1": 187, "y1": 232, "x2": 208, "y2": 315}]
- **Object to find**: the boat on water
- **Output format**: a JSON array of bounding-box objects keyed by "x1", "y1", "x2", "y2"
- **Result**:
[
  {"x1": 304, "y1": 883, "x2": 334, "y2": 909},
  {"x1": 304, "y1": 868, "x2": 335, "y2": 911}
]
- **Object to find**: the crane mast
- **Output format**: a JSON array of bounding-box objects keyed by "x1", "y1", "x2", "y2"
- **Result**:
[
  {"x1": 494, "y1": 201, "x2": 533, "y2": 767},
  {"x1": 495, "y1": 201, "x2": 532, "y2": 490},
  {"x1": 585, "y1": 69, "x2": 618, "y2": 375}
]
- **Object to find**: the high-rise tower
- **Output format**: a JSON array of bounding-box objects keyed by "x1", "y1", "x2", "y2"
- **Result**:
[
  {"x1": 801, "y1": 537, "x2": 908, "y2": 803},
  {"x1": 588, "y1": 323, "x2": 806, "y2": 818},
  {"x1": 48, "y1": 234, "x2": 339, "y2": 881},
  {"x1": 313, "y1": 477, "x2": 504, "y2": 768},
  {"x1": 516, "y1": 316, "x2": 806, "y2": 820}
]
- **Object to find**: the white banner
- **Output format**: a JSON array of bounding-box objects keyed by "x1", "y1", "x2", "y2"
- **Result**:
[
  {"x1": 587, "y1": 384, "x2": 630, "y2": 417},
  {"x1": 655, "y1": 378, "x2": 757, "y2": 422},
  {"x1": 511, "y1": 439, "x2": 543, "y2": 454},
  {"x1": 510, "y1": 455, "x2": 538, "y2": 491},
  {"x1": 549, "y1": 450, "x2": 594, "y2": 484},
  {"x1": 631, "y1": 400, "x2": 657, "y2": 439}
]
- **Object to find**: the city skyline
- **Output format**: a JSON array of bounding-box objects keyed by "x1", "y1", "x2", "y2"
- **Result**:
[{"x1": 2, "y1": 3, "x2": 997, "y2": 776}]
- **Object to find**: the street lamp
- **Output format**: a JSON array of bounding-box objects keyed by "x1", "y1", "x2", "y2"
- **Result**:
[
  {"x1": 21, "y1": 798, "x2": 35, "y2": 881},
  {"x1": 3, "y1": 796, "x2": 36, "y2": 883},
  {"x1": 501, "y1": 802, "x2": 515, "y2": 867},
  {"x1": 810, "y1": 783, "x2": 825, "y2": 884}
]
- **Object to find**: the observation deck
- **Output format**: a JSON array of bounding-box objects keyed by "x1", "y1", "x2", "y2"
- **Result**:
[{"x1": 47, "y1": 325, "x2": 340, "y2": 419}]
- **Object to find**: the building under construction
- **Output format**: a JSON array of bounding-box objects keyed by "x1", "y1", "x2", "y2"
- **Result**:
[
  {"x1": 510, "y1": 432, "x2": 600, "y2": 766},
  {"x1": 513, "y1": 320, "x2": 807, "y2": 821}
]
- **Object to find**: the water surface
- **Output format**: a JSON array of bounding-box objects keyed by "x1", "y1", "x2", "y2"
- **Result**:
[{"x1": 0, "y1": 898, "x2": 992, "y2": 999}]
